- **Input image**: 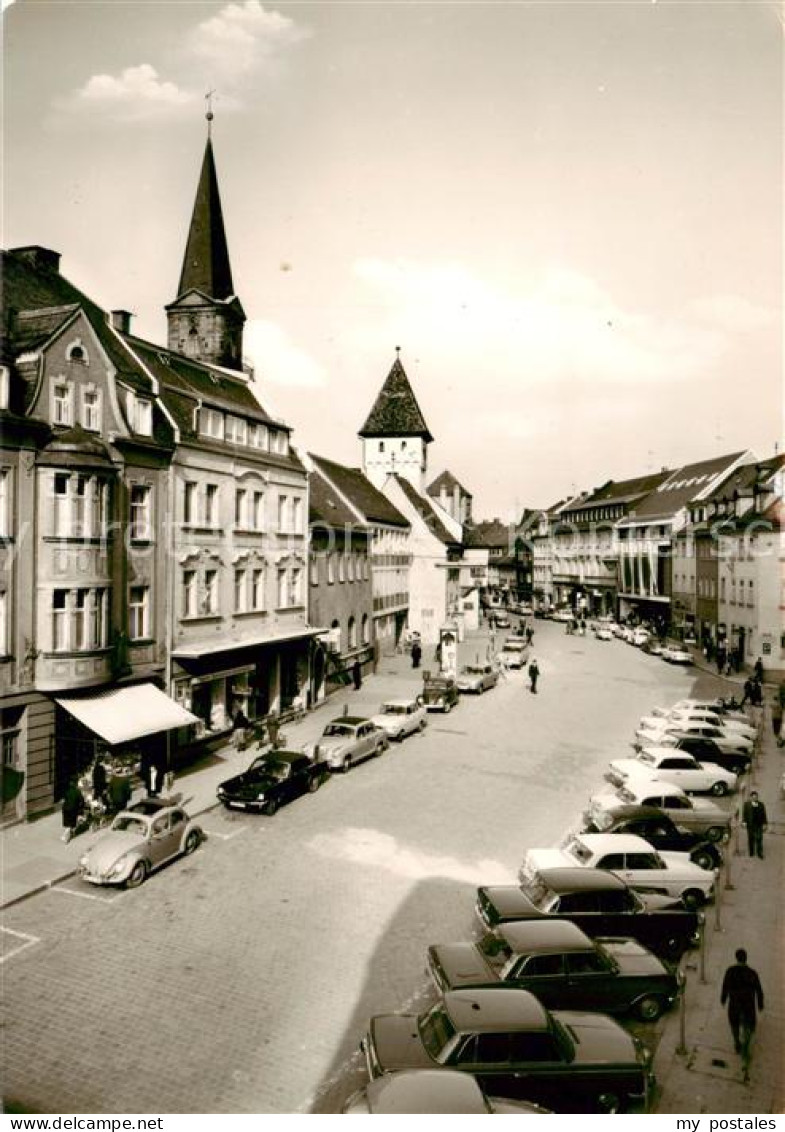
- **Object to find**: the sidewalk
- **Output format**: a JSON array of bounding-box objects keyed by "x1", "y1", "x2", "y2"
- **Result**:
[
  {"x1": 652, "y1": 668, "x2": 784, "y2": 1114},
  {"x1": 0, "y1": 628, "x2": 496, "y2": 910}
]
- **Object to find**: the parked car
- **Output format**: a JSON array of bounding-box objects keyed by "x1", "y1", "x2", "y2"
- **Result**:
[
  {"x1": 371, "y1": 697, "x2": 428, "y2": 739},
  {"x1": 499, "y1": 639, "x2": 529, "y2": 668},
  {"x1": 607, "y1": 750, "x2": 738, "y2": 796},
  {"x1": 492, "y1": 612, "x2": 511, "y2": 629},
  {"x1": 655, "y1": 734, "x2": 751, "y2": 777},
  {"x1": 651, "y1": 698, "x2": 747, "y2": 723},
  {"x1": 362, "y1": 988, "x2": 653, "y2": 1113},
  {"x1": 660, "y1": 646, "x2": 692, "y2": 665},
  {"x1": 631, "y1": 629, "x2": 650, "y2": 648},
  {"x1": 78, "y1": 798, "x2": 202, "y2": 888},
  {"x1": 316, "y1": 716, "x2": 388, "y2": 772},
  {"x1": 640, "y1": 710, "x2": 756, "y2": 742},
  {"x1": 428, "y1": 919, "x2": 682, "y2": 1021},
  {"x1": 551, "y1": 609, "x2": 573, "y2": 623},
  {"x1": 594, "y1": 625, "x2": 614, "y2": 641},
  {"x1": 580, "y1": 805, "x2": 722, "y2": 871},
  {"x1": 216, "y1": 750, "x2": 328, "y2": 814},
  {"x1": 642, "y1": 640, "x2": 665, "y2": 656},
  {"x1": 476, "y1": 867, "x2": 702, "y2": 960},
  {"x1": 520, "y1": 832, "x2": 715, "y2": 908},
  {"x1": 635, "y1": 721, "x2": 752, "y2": 755},
  {"x1": 587, "y1": 781, "x2": 731, "y2": 843},
  {"x1": 342, "y1": 1069, "x2": 550, "y2": 1114},
  {"x1": 422, "y1": 676, "x2": 460, "y2": 713},
  {"x1": 456, "y1": 664, "x2": 500, "y2": 694}
]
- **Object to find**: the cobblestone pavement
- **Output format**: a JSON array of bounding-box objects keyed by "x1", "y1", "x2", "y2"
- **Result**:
[{"x1": 2, "y1": 623, "x2": 718, "y2": 1113}]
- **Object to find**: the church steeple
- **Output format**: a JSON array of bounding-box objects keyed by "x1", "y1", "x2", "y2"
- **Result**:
[
  {"x1": 166, "y1": 115, "x2": 245, "y2": 371},
  {"x1": 359, "y1": 349, "x2": 433, "y2": 491}
]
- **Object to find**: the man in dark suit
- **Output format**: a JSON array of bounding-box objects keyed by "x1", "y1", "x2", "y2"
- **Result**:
[
  {"x1": 742, "y1": 791, "x2": 768, "y2": 859},
  {"x1": 721, "y1": 949, "x2": 764, "y2": 1065}
]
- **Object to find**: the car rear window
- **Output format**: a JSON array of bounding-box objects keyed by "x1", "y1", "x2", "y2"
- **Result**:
[{"x1": 419, "y1": 1006, "x2": 456, "y2": 1059}]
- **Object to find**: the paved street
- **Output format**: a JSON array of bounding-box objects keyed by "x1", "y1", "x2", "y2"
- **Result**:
[{"x1": 2, "y1": 623, "x2": 712, "y2": 1113}]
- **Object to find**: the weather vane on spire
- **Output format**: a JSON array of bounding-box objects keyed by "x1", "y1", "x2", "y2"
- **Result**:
[{"x1": 205, "y1": 89, "x2": 216, "y2": 137}]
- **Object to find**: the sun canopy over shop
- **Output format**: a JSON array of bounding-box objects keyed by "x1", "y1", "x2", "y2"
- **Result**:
[{"x1": 55, "y1": 683, "x2": 198, "y2": 745}]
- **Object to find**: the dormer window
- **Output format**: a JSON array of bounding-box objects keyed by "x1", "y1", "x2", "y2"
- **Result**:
[{"x1": 134, "y1": 398, "x2": 152, "y2": 436}]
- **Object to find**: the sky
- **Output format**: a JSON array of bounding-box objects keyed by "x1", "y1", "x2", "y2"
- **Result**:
[{"x1": 4, "y1": 0, "x2": 782, "y2": 518}]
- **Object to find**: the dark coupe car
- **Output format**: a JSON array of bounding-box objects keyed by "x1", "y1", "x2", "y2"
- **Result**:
[
  {"x1": 581, "y1": 805, "x2": 723, "y2": 870},
  {"x1": 216, "y1": 751, "x2": 329, "y2": 815},
  {"x1": 362, "y1": 988, "x2": 653, "y2": 1113},
  {"x1": 475, "y1": 867, "x2": 701, "y2": 959},
  {"x1": 659, "y1": 735, "x2": 751, "y2": 777},
  {"x1": 428, "y1": 919, "x2": 681, "y2": 1021}
]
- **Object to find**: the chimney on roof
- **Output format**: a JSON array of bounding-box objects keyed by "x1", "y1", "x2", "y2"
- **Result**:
[
  {"x1": 110, "y1": 310, "x2": 133, "y2": 334},
  {"x1": 10, "y1": 246, "x2": 61, "y2": 274}
]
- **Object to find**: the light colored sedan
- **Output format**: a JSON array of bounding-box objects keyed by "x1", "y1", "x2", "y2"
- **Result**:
[
  {"x1": 456, "y1": 663, "x2": 500, "y2": 693},
  {"x1": 79, "y1": 799, "x2": 203, "y2": 888},
  {"x1": 640, "y1": 710, "x2": 755, "y2": 742},
  {"x1": 371, "y1": 698, "x2": 427, "y2": 740},
  {"x1": 520, "y1": 833, "x2": 715, "y2": 909},
  {"x1": 660, "y1": 646, "x2": 692, "y2": 665},
  {"x1": 317, "y1": 716, "x2": 389, "y2": 772},
  {"x1": 635, "y1": 721, "x2": 752, "y2": 755},
  {"x1": 607, "y1": 749, "x2": 738, "y2": 796}
]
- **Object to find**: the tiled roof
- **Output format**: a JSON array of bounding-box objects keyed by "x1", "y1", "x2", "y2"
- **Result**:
[
  {"x1": 176, "y1": 139, "x2": 236, "y2": 302},
  {"x1": 125, "y1": 336, "x2": 277, "y2": 430},
  {"x1": 701, "y1": 454, "x2": 784, "y2": 504},
  {"x1": 622, "y1": 451, "x2": 749, "y2": 522},
  {"x1": 464, "y1": 519, "x2": 512, "y2": 550},
  {"x1": 358, "y1": 355, "x2": 433, "y2": 441},
  {"x1": 310, "y1": 455, "x2": 409, "y2": 528},
  {"x1": 427, "y1": 469, "x2": 472, "y2": 497},
  {"x1": 309, "y1": 465, "x2": 364, "y2": 528},
  {"x1": 2, "y1": 249, "x2": 153, "y2": 396},
  {"x1": 574, "y1": 470, "x2": 673, "y2": 510},
  {"x1": 392, "y1": 474, "x2": 460, "y2": 546}
]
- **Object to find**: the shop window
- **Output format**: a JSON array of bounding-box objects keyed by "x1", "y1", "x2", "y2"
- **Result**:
[{"x1": 129, "y1": 586, "x2": 150, "y2": 639}]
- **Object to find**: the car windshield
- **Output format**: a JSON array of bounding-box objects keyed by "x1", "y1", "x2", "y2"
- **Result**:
[
  {"x1": 381, "y1": 705, "x2": 407, "y2": 715},
  {"x1": 111, "y1": 815, "x2": 148, "y2": 835},
  {"x1": 564, "y1": 837, "x2": 593, "y2": 864},
  {"x1": 323, "y1": 723, "x2": 354, "y2": 737},
  {"x1": 418, "y1": 1005, "x2": 457, "y2": 1060},
  {"x1": 268, "y1": 762, "x2": 291, "y2": 781},
  {"x1": 463, "y1": 666, "x2": 483, "y2": 675}
]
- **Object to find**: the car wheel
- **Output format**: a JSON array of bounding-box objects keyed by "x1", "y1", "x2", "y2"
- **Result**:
[
  {"x1": 636, "y1": 994, "x2": 666, "y2": 1022},
  {"x1": 263, "y1": 798, "x2": 278, "y2": 816},
  {"x1": 126, "y1": 860, "x2": 149, "y2": 889},
  {"x1": 682, "y1": 888, "x2": 705, "y2": 910},
  {"x1": 692, "y1": 847, "x2": 715, "y2": 871},
  {"x1": 342, "y1": 756, "x2": 351, "y2": 774},
  {"x1": 308, "y1": 775, "x2": 321, "y2": 793},
  {"x1": 705, "y1": 826, "x2": 725, "y2": 843},
  {"x1": 710, "y1": 781, "x2": 729, "y2": 796},
  {"x1": 597, "y1": 1092, "x2": 621, "y2": 1114},
  {"x1": 184, "y1": 830, "x2": 200, "y2": 855}
]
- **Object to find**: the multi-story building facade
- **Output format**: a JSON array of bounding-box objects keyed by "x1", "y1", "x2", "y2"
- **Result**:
[
  {"x1": 0, "y1": 130, "x2": 315, "y2": 820},
  {"x1": 427, "y1": 470, "x2": 473, "y2": 525}
]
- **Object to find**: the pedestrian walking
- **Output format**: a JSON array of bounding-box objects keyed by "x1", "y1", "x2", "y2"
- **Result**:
[
  {"x1": 411, "y1": 639, "x2": 422, "y2": 669},
  {"x1": 742, "y1": 791, "x2": 768, "y2": 858},
  {"x1": 232, "y1": 707, "x2": 250, "y2": 749},
  {"x1": 754, "y1": 656, "x2": 764, "y2": 684},
  {"x1": 720, "y1": 949, "x2": 764, "y2": 1066},
  {"x1": 352, "y1": 659, "x2": 362, "y2": 690},
  {"x1": 528, "y1": 657, "x2": 540, "y2": 694},
  {"x1": 525, "y1": 626, "x2": 534, "y2": 645},
  {"x1": 61, "y1": 776, "x2": 83, "y2": 843},
  {"x1": 716, "y1": 644, "x2": 727, "y2": 675},
  {"x1": 740, "y1": 677, "x2": 754, "y2": 709},
  {"x1": 91, "y1": 755, "x2": 108, "y2": 806},
  {"x1": 751, "y1": 679, "x2": 763, "y2": 707}
]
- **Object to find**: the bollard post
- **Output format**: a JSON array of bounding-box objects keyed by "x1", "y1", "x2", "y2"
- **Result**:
[
  {"x1": 725, "y1": 833, "x2": 735, "y2": 891},
  {"x1": 676, "y1": 972, "x2": 688, "y2": 1055},
  {"x1": 733, "y1": 810, "x2": 742, "y2": 857},
  {"x1": 699, "y1": 919, "x2": 707, "y2": 984},
  {"x1": 714, "y1": 872, "x2": 723, "y2": 932}
]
